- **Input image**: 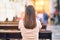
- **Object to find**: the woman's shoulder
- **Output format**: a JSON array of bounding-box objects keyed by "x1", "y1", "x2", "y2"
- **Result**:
[
  {"x1": 19, "y1": 19, "x2": 24, "y2": 25},
  {"x1": 36, "y1": 19, "x2": 41, "y2": 25},
  {"x1": 19, "y1": 19, "x2": 23, "y2": 22},
  {"x1": 18, "y1": 19, "x2": 24, "y2": 29},
  {"x1": 36, "y1": 19, "x2": 42, "y2": 28},
  {"x1": 36, "y1": 19, "x2": 41, "y2": 23}
]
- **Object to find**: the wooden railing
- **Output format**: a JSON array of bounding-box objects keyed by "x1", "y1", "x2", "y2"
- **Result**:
[{"x1": 0, "y1": 21, "x2": 19, "y2": 30}]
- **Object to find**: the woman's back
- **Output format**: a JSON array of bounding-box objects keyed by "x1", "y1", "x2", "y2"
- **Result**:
[{"x1": 18, "y1": 19, "x2": 42, "y2": 40}]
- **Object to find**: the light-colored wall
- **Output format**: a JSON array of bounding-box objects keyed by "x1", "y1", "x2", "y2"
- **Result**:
[
  {"x1": 0, "y1": 0, "x2": 57, "y2": 21},
  {"x1": 0, "y1": 0, "x2": 26, "y2": 21}
]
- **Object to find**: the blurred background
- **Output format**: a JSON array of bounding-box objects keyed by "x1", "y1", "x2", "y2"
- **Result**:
[
  {"x1": 0, "y1": 0, "x2": 59, "y2": 40},
  {"x1": 0, "y1": 0, "x2": 59, "y2": 22}
]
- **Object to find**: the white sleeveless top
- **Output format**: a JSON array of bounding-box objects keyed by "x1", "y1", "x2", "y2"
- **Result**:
[{"x1": 18, "y1": 19, "x2": 42, "y2": 40}]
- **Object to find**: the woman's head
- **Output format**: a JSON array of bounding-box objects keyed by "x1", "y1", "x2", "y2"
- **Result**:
[{"x1": 24, "y1": 5, "x2": 36, "y2": 29}]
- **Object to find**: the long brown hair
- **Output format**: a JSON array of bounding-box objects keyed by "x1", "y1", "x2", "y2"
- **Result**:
[{"x1": 24, "y1": 5, "x2": 36, "y2": 29}]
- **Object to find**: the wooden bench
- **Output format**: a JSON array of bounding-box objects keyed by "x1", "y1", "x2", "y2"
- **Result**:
[{"x1": 0, "y1": 30, "x2": 52, "y2": 40}]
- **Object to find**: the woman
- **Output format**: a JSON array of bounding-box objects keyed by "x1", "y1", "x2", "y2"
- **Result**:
[{"x1": 18, "y1": 5, "x2": 42, "y2": 40}]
